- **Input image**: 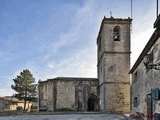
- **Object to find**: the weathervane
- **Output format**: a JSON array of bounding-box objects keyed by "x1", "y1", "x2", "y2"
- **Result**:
[{"x1": 110, "y1": 11, "x2": 112, "y2": 17}]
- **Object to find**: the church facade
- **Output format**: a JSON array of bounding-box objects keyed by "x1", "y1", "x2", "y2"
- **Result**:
[{"x1": 38, "y1": 17, "x2": 132, "y2": 113}]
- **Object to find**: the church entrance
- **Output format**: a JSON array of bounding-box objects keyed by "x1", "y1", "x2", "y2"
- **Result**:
[
  {"x1": 87, "y1": 94, "x2": 99, "y2": 111},
  {"x1": 88, "y1": 98, "x2": 94, "y2": 111}
]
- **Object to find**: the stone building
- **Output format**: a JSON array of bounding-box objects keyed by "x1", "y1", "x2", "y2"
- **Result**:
[
  {"x1": 130, "y1": 15, "x2": 160, "y2": 117},
  {"x1": 38, "y1": 16, "x2": 132, "y2": 113},
  {"x1": 38, "y1": 77, "x2": 99, "y2": 111},
  {"x1": 0, "y1": 97, "x2": 32, "y2": 111},
  {"x1": 0, "y1": 97, "x2": 11, "y2": 111},
  {"x1": 97, "y1": 17, "x2": 132, "y2": 113}
]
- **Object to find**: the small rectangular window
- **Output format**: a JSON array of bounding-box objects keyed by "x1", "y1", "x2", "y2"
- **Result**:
[
  {"x1": 134, "y1": 97, "x2": 138, "y2": 107},
  {"x1": 133, "y1": 72, "x2": 137, "y2": 83}
]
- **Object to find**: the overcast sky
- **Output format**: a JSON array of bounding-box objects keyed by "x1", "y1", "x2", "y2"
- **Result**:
[{"x1": 0, "y1": 0, "x2": 159, "y2": 96}]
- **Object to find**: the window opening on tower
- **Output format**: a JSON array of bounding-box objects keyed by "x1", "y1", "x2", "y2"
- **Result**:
[{"x1": 113, "y1": 26, "x2": 120, "y2": 41}]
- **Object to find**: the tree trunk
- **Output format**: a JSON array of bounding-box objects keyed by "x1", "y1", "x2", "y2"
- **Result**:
[
  {"x1": 24, "y1": 77, "x2": 27, "y2": 111},
  {"x1": 24, "y1": 99, "x2": 27, "y2": 110}
]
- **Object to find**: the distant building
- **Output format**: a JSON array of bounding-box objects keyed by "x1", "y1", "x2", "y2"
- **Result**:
[
  {"x1": 0, "y1": 96, "x2": 32, "y2": 111},
  {"x1": 130, "y1": 15, "x2": 160, "y2": 116},
  {"x1": 0, "y1": 97, "x2": 11, "y2": 111},
  {"x1": 38, "y1": 16, "x2": 132, "y2": 113}
]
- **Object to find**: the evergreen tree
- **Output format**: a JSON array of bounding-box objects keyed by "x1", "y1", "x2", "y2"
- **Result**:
[{"x1": 11, "y1": 69, "x2": 37, "y2": 110}]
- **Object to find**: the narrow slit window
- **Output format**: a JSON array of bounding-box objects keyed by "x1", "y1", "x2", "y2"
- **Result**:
[
  {"x1": 113, "y1": 26, "x2": 120, "y2": 41},
  {"x1": 134, "y1": 71, "x2": 137, "y2": 83}
]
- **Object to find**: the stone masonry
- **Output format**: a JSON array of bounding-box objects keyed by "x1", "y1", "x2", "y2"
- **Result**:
[
  {"x1": 97, "y1": 17, "x2": 132, "y2": 113},
  {"x1": 129, "y1": 15, "x2": 160, "y2": 119},
  {"x1": 38, "y1": 77, "x2": 99, "y2": 111}
]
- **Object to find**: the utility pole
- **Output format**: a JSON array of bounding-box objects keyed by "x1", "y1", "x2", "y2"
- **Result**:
[
  {"x1": 131, "y1": 0, "x2": 132, "y2": 19},
  {"x1": 157, "y1": 0, "x2": 159, "y2": 18}
]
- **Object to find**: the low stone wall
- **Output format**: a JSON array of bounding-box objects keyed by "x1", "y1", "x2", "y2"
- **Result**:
[{"x1": 0, "y1": 110, "x2": 22, "y2": 116}]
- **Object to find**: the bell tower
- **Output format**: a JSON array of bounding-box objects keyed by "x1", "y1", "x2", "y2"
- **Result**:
[{"x1": 97, "y1": 16, "x2": 132, "y2": 113}]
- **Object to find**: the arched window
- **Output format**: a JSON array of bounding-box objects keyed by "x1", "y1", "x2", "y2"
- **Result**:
[{"x1": 113, "y1": 26, "x2": 120, "y2": 41}]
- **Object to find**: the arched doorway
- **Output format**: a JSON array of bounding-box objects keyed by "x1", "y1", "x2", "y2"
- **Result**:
[
  {"x1": 88, "y1": 98, "x2": 94, "y2": 111},
  {"x1": 87, "y1": 94, "x2": 99, "y2": 111}
]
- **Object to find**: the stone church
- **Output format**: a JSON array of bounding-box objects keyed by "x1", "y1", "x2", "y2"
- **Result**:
[{"x1": 38, "y1": 16, "x2": 132, "y2": 113}]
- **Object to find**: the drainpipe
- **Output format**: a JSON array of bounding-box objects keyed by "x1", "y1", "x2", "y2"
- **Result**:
[{"x1": 151, "y1": 88, "x2": 153, "y2": 120}]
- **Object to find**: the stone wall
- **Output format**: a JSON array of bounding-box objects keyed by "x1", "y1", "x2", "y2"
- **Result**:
[
  {"x1": 38, "y1": 80, "x2": 54, "y2": 111},
  {"x1": 103, "y1": 24, "x2": 130, "y2": 53},
  {"x1": 97, "y1": 17, "x2": 131, "y2": 113},
  {"x1": 38, "y1": 77, "x2": 99, "y2": 112},
  {"x1": 104, "y1": 54, "x2": 130, "y2": 83},
  {"x1": 104, "y1": 83, "x2": 130, "y2": 113},
  {"x1": 56, "y1": 80, "x2": 75, "y2": 110},
  {"x1": 0, "y1": 98, "x2": 11, "y2": 111},
  {"x1": 131, "y1": 37, "x2": 160, "y2": 115}
]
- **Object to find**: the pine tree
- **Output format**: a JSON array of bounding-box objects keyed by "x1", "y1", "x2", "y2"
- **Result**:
[{"x1": 11, "y1": 69, "x2": 37, "y2": 110}]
